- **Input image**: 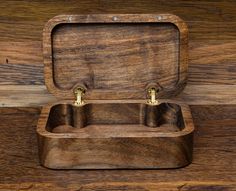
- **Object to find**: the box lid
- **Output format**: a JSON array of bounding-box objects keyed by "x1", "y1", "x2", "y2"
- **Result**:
[{"x1": 43, "y1": 14, "x2": 188, "y2": 100}]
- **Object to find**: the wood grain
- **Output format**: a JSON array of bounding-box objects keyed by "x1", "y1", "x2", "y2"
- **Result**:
[
  {"x1": 52, "y1": 22, "x2": 180, "y2": 92},
  {"x1": 0, "y1": 182, "x2": 236, "y2": 191},
  {"x1": 0, "y1": 85, "x2": 235, "y2": 107},
  {"x1": 0, "y1": 40, "x2": 235, "y2": 86},
  {"x1": 38, "y1": 14, "x2": 193, "y2": 169},
  {"x1": 43, "y1": 14, "x2": 188, "y2": 100},
  {"x1": 188, "y1": 40, "x2": 236, "y2": 85},
  {"x1": 0, "y1": 105, "x2": 235, "y2": 189},
  {"x1": 0, "y1": 0, "x2": 235, "y2": 188},
  {"x1": 0, "y1": 0, "x2": 235, "y2": 90},
  {"x1": 0, "y1": 0, "x2": 235, "y2": 42},
  {"x1": 37, "y1": 101, "x2": 193, "y2": 169}
]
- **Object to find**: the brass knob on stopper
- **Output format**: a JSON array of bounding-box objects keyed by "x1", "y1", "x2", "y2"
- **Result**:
[
  {"x1": 74, "y1": 87, "x2": 86, "y2": 106},
  {"x1": 147, "y1": 87, "x2": 159, "y2": 105}
]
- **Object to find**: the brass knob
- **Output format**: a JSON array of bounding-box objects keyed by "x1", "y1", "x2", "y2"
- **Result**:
[
  {"x1": 147, "y1": 87, "x2": 159, "y2": 105},
  {"x1": 73, "y1": 87, "x2": 86, "y2": 106}
]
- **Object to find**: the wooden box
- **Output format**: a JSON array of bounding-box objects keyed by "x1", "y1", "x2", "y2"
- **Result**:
[{"x1": 37, "y1": 14, "x2": 194, "y2": 169}]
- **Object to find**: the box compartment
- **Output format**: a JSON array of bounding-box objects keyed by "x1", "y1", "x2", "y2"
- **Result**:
[{"x1": 37, "y1": 14, "x2": 194, "y2": 169}]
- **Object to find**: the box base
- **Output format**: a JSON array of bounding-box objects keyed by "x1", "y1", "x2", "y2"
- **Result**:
[{"x1": 37, "y1": 101, "x2": 194, "y2": 169}]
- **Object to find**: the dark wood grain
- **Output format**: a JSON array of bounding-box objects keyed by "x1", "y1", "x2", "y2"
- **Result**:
[
  {"x1": 0, "y1": 4, "x2": 235, "y2": 106},
  {"x1": 0, "y1": 0, "x2": 235, "y2": 89},
  {"x1": 0, "y1": 0, "x2": 235, "y2": 42},
  {"x1": 1, "y1": 84, "x2": 236, "y2": 107},
  {"x1": 0, "y1": 105, "x2": 235, "y2": 189},
  {"x1": 1, "y1": 40, "x2": 235, "y2": 86},
  {"x1": 36, "y1": 14, "x2": 193, "y2": 169},
  {"x1": 52, "y1": 22, "x2": 180, "y2": 93},
  {"x1": 37, "y1": 101, "x2": 193, "y2": 169},
  {"x1": 43, "y1": 14, "x2": 188, "y2": 100},
  {"x1": 0, "y1": 0, "x2": 235, "y2": 189}
]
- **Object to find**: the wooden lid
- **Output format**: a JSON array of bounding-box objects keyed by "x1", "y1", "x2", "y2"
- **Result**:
[{"x1": 43, "y1": 14, "x2": 188, "y2": 100}]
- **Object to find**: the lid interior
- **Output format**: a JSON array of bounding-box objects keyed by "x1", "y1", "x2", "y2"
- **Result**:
[{"x1": 43, "y1": 14, "x2": 188, "y2": 100}]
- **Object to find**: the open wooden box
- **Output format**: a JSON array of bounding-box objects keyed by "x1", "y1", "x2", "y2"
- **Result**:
[{"x1": 37, "y1": 14, "x2": 194, "y2": 169}]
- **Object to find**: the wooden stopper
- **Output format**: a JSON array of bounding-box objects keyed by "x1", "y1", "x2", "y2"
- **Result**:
[
  {"x1": 72, "y1": 106, "x2": 87, "y2": 128},
  {"x1": 145, "y1": 105, "x2": 161, "y2": 127}
]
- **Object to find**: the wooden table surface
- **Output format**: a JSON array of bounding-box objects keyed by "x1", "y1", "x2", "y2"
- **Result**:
[
  {"x1": 0, "y1": 0, "x2": 236, "y2": 190},
  {"x1": 0, "y1": 105, "x2": 235, "y2": 190}
]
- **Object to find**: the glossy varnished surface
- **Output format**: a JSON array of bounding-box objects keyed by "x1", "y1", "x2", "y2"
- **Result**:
[{"x1": 0, "y1": 106, "x2": 235, "y2": 189}]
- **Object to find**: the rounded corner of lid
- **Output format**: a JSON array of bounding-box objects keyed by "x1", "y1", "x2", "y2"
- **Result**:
[
  {"x1": 163, "y1": 14, "x2": 189, "y2": 34},
  {"x1": 43, "y1": 15, "x2": 72, "y2": 39}
]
